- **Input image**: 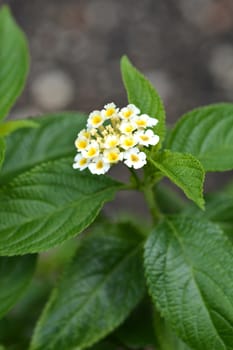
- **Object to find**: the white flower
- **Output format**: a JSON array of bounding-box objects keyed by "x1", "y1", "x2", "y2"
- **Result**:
[
  {"x1": 124, "y1": 147, "x2": 147, "y2": 169},
  {"x1": 104, "y1": 134, "x2": 120, "y2": 149},
  {"x1": 103, "y1": 148, "x2": 123, "y2": 164},
  {"x1": 75, "y1": 137, "x2": 89, "y2": 151},
  {"x1": 119, "y1": 121, "x2": 137, "y2": 134},
  {"x1": 73, "y1": 154, "x2": 89, "y2": 171},
  {"x1": 87, "y1": 111, "x2": 105, "y2": 128},
  {"x1": 82, "y1": 141, "x2": 100, "y2": 159},
  {"x1": 135, "y1": 129, "x2": 160, "y2": 147},
  {"x1": 102, "y1": 102, "x2": 119, "y2": 118},
  {"x1": 119, "y1": 104, "x2": 140, "y2": 120},
  {"x1": 77, "y1": 129, "x2": 91, "y2": 140},
  {"x1": 88, "y1": 157, "x2": 110, "y2": 175},
  {"x1": 120, "y1": 134, "x2": 138, "y2": 150}
]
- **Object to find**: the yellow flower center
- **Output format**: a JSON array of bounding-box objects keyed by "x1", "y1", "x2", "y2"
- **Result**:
[
  {"x1": 107, "y1": 139, "x2": 118, "y2": 148},
  {"x1": 92, "y1": 115, "x2": 102, "y2": 125},
  {"x1": 125, "y1": 125, "x2": 134, "y2": 133},
  {"x1": 76, "y1": 139, "x2": 88, "y2": 150},
  {"x1": 107, "y1": 152, "x2": 119, "y2": 163},
  {"x1": 136, "y1": 120, "x2": 146, "y2": 127},
  {"x1": 124, "y1": 139, "x2": 134, "y2": 147},
  {"x1": 87, "y1": 148, "x2": 97, "y2": 157},
  {"x1": 140, "y1": 135, "x2": 149, "y2": 141},
  {"x1": 79, "y1": 158, "x2": 87, "y2": 166},
  {"x1": 96, "y1": 160, "x2": 104, "y2": 169},
  {"x1": 105, "y1": 108, "x2": 115, "y2": 117},
  {"x1": 123, "y1": 110, "x2": 132, "y2": 118},
  {"x1": 131, "y1": 154, "x2": 139, "y2": 162}
]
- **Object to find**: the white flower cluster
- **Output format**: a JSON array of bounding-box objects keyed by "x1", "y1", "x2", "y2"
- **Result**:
[{"x1": 73, "y1": 103, "x2": 159, "y2": 175}]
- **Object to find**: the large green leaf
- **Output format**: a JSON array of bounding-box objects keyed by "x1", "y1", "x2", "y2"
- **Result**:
[
  {"x1": 0, "y1": 112, "x2": 87, "y2": 184},
  {"x1": 0, "y1": 119, "x2": 38, "y2": 137},
  {"x1": 0, "y1": 160, "x2": 122, "y2": 255},
  {"x1": 0, "y1": 6, "x2": 29, "y2": 121},
  {"x1": 144, "y1": 216, "x2": 233, "y2": 350},
  {"x1": 30, "y1": 222, "x2": 146, "y2": 350},
  {"x1": 168, "y1": 103, "x2": 233, "y2": 172},
  {"x1": 0, "y1": 255, "x2": 36, "y2": 319},
  {"x1": 121, "y1": 56, "x2": 166, "y2": 144},
  {"x1": 150, "y1": 150, "x2": 205, "y2": 209},
  {"x1": 0, "y1": 138, "x2": 5, "y2": 170}
]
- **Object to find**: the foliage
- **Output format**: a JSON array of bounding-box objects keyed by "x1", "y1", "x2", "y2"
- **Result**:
[{"x1": 1, "y1": 5, "x2": 233, "y2": 350}]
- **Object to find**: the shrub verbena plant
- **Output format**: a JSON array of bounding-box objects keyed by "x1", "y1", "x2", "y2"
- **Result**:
[{"x1": 1, "y1": 5, "x2": 233, "y2": 350}]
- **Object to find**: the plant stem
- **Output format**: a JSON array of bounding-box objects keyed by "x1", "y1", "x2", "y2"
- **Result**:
[{"x1": 143, "y1": 185, "x2": 161, "y2": 224}]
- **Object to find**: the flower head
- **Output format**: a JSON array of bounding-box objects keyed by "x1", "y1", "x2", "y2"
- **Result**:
[{"x1": 73, "y1": 102, "x2": 159, "y2": 175}]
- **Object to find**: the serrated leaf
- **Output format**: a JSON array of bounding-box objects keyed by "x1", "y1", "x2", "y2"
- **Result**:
[
  {"x1": 168, "y1": 103, "x2": 233, "y2": 172},
  {"x1": 0, "y1": 255, "x2": 36, "y2": 319},
  {"x1": 0, "y1": 112, "x2": 87, "y2": 184},
  {"x1": 150, "y1": 150, "x2": 205, "y2": 209},
  {"x1": 144, "y1": 216, "x2": 233, "y2": 350},
  {"x1": 0, "y1": 138, "x2": 5, "y2": 170},
  {"x1": 121, "y1": 56, "x2": 166, "y2": 144},
  {"x1": 30, "y1": 222, "x2": 145, "y2": 350},
  {"x1": 0, "y1": 6, "x2": 29, "y2": 121},
  {"x1": 0, "y1": 119, "x2": 38, "y2": 137},
  {"x1": 0, "y1": 160, "x2": 122, "y2": 255}
]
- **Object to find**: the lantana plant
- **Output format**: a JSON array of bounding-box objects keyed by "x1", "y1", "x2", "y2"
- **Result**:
[{"x1": 1, "y1": 5, "x2": 233, "y2": 350}]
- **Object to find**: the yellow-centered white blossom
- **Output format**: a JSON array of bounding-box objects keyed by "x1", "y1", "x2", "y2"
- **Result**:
[
  {"x1": 103, "y1": 148, "x2": 123, "y2": 164},
  {"x1": 135, "y1": 129, "x2": 160, "y2": 147},
  {"x1": 102, "y1": 103, "x2": 119, "y2": 119},
  {"x1": 120, "y1": 134, "x2": 138, "y2": 150},
  {"x1": 88, "y1": 111, "x2": 105, "y2": 128},
  {"x1": 119, "y1": 104, "x2": 140, "y2": 120},
  {"x1": 124, "y1": 147, "x2": 147, "y2": 169},
  {"x1": 73, "y1": 154, "x2": 89, "y2": 171},
  {"x1": 73, "y1": 102, "x2": 160, "y2": 175},
  {"x1": 88, "y1": 156, "x2": 110, "y2": 175}
]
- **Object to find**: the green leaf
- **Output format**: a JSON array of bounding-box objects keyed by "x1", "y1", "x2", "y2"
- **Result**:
[
  {"x1": 168, "y1": 103, "x2": 233, "y2": 172},
  {"x1": 0, "y1": 138, "x2": 5, "y2": 170},
  {"x1": 0, "y1": 112, "x2": 87, "y2": 184},
  {"x1": 156, "y1": 183, "x2": 186, "y2": 214},
  {"x1": 0, "y1": 119, "x2": 38, "y2": 137},
  {"x1": 30, "y1": 222, "x2": 145, "y2": 350},
  {"x1": 0, "y1": 6, "x2": 29, "y2": 121},
  {"x1": 0, "y1": 255, "x2": 36, "y2": 319},
  {"x1": 115, "y1": 298, "x2": 156, "y2": 349},
  {"x1": 150, "y1": 150, "x2": 205, "y2": 209},
  {"x1": 184, "y1": 193, "x2": 233, "y2": 238},
  {"x1": 0, "y1": 160, "x2": 122, "y2": 255},
  {"x1": 121, "y1": 56, "x2": 166, "y2": 144},
  {"x1": 144, "y1": 216, "x2": 233, "y2": 350}
]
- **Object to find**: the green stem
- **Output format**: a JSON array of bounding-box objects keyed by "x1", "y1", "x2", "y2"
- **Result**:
[
  {"x1": 143, "y1": 185, "x2": 161, "y2": 224},
  {"x1": 128, "y1": 167, "x2": 141, "y2": 188}
]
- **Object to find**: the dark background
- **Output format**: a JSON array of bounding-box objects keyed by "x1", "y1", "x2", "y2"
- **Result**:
[{"x1": 1, "y1": 0, "x2": 233, "y2": 216}]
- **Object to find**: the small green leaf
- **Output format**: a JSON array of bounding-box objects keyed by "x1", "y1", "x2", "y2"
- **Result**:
[
  {"x1": 0, "y1": 255, "x2": 36, "y2": 319},
  {"x1": 0, "y1": 119, "x2": 38, "y2": 137},
  {"x1": 0, "y1": 6, "x2": 29, "y2": 121},
  {"x1": 168, "y1": 103, "x2": 233, "y2": 172},
  {"x1": 30, "y1": 222, "x2": 145, "y2": 350},
  {"x1": 144, "y1": 216, "x2": 233, "y2": 350},
  {"x1": 150, "y1": 150, "x2": 205, "y2": 209},
  {"x1": 121, "y1": 56, "x2": 166, "y2": 144},
  {"x1": 0, "y1": 160, "x2": 122, "y2": 255},
  {"x1": 0, "y1": 138, "x2": 5, "y2": 170},
  {"x1": 0, "y1": 112, "x2": 87, "y2": 184}
]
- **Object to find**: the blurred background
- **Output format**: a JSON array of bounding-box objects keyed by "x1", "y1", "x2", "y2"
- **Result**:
[{"x1": 1, "y1": 0, "x2": 233, "y2": 214}]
